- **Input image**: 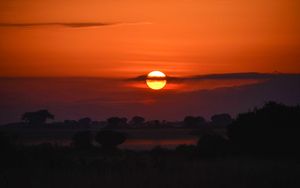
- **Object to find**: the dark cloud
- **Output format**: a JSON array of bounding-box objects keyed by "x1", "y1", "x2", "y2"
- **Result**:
[
  {"x1": 0, "y1": 22, "x2": 150, "y2": 28},
  {"x1": 130, "y1": 72, "x2": 299, "y2": 82}
]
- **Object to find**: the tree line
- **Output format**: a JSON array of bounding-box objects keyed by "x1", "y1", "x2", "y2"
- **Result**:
[
  {"x1": 1, "y1": 101, "x2": 296, "y2": 156},
  {"x1": 20, "y1": 110, "x2": 233, "y2": 129}
]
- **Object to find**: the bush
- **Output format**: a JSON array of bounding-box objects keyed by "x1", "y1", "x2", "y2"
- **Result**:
[
  {"x1": 197, "y1": 134, "x2": 228, "y2": 157},
  {"x1": 184, "y1": 116, "x2": 206, "y2": 128},
  {"x1": 95, "y1": 130, "x2": 126, "y2": 149},
  {"x1": 228, "y1": 102, "x2": 300, "y2": 155},
  {"x1": 72, "y1": 131, "x2": 93, "y2": 149}
]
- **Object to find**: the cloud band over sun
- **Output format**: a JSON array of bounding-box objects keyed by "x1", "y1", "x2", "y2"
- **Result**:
[
  {"x1": 130, "y1": 72, "x2": 298, "y2": 82},
  {"x1": 0, "y1": 22, "x2": 151, "y2": 28}
]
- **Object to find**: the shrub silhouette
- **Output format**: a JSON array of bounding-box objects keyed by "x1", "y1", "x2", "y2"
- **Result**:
[
  {"x1": 22, "y1": 109, "x2": 54, "y2": 125},
  {"x1": 129, "y1": 116, "x2": 145, "y2": 126},
  {"x1": 0, "y1": 132, "x2": 16, "y2": 151},
  {"x1": 228, "y1": 102, "x2": 300, "y2": 155},
  {"x1": 72, "y1": 131, "x2": 92, "y2": 149},
  {"x1": 197, "y1": 134, "x2": 228, "y2": 157},
  {"x1": 95, "y1": 130, "x2": 126, "y2": 149},
  {"x1": 184, "y1": 116, "x2": 206, "y2": 128},
  {"x1": 105, "y1": 117, "x2": 127, "y2": 128},
  {"x1": 78, "y1": 117, "x2": 92, "y2": 125},
  {"x1": 211, "y1": 113, "x2": 233, "y2": 127}
]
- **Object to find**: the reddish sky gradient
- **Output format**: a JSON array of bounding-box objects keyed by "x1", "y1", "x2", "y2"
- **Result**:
[
  {"x1": 0, "y1": 0, "x2": 299, "y2": 77},
  {"x1": 0, "y1": 1, "x2": 300, "y2": 124}
]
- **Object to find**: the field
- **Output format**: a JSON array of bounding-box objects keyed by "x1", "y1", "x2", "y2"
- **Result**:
[
  {"x1": 1, "y1": 147, "x2": 299, "y2": 188},
  {"x1": 1, "y1": 125, "x2": 299, "y2": 188}
]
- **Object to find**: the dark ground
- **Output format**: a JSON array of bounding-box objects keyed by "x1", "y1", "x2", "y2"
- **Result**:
[{"x1": 1, "y1": 144, "x2": 299, "y2": 188}]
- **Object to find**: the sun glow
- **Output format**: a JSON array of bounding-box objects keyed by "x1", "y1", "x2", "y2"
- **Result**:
[{"x1": 146, "y1": 71, "x2": 167, "y2": 90}]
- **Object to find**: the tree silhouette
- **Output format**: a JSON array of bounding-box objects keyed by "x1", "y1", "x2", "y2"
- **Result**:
[
  {"x1": 120, "y1": 117, "x2": 128, "y2": 125},
  {"x1": 22, "y1": 109, "x2": 54, "y2": 125},
  {"x1": 72, "y1": 131, "x2": 92, "y2": 149},
  {"x1": 129, "y1": 116, "x2": 145, "y2": 126},
  {"x1": 211, "y1": 113, "x2": 233, "y2": 127},
  {"x1": 197, "y1": 133, "x2": 228, "y2": 157},
  {"x1": 228, "y1": 102, "x2": 300, "y2": 155},
  {"x1": 105, "y1": 117, "x2": 128, "y2": 129},
  {"x1": 95, "y1": 130, "x2": 126, "y2": 149},
  {"x1": 78, "y1": 117, "x2": 92, "y2": 125},
  {"x1": 184, "y1": 116, "x2": 206, "y2": 128},
  {"x1": 105, "y1": 117, "x2": 122, "y2": 128},
  {"x1": 0, "y1": 132, "x2": 16, "y2": 151}
]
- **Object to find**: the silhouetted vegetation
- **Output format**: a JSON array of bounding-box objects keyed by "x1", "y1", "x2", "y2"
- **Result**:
[
  {"x1": 95, "y1": 130, "x2": 126, "y2": 149},
  {"x1": 197, "y1": 133, "x2": 228, "y2": 158},
  {"x1": 183, "y1": 116, "x2": 206, "y2": 128},
  {"x1": 228, "y1": 102, "x2": 300, "y2": 155},
  {"x1": 0, "y1": 131, "x2": 16, "y2": 151},
  {"x1": 105, "y1": 117, "x2": 127, "y2": 129},
  {"x1": 78, "y1": 117, "x2": 92, "y2": 126},
  {"x1": 211, "y1": 113, "x2": 233, "y2": 127},
  {"x1": 71, "y1": 131, "x2": 93, "y2": 149},
  {"x1": 22, "y1": 109, "x2": 54, "y2": 125},
  {"x1": 1, "y1": 102, "x2": 300, "y2": 188},
  {"x1": 129, "y1": 116, "x2": 145, "y2": 126}
]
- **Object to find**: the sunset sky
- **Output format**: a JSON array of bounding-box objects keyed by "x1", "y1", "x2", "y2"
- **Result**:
[
  {"x1": 0, "y1": 0, "x2": 299, "y2": 77},
  {"x1": 0, "y1": 0, "x2": 300, "y2": 124}
]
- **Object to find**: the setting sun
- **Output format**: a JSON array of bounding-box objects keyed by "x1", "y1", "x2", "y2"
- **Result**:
[
  {"x1": 146, "y1": 71, "x2": 167, "y2": 90},
  {"x1": 147, "y1": 71, "x2": 166, "y2": 78}
]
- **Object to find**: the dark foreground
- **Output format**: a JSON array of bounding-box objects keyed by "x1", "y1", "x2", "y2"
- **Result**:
[
  {"x1": 1, "y1": 145, "x2": 299, "y2": 188},
  {"x1": 1, "y1": 102, "x2": 300, "y2": 188}
]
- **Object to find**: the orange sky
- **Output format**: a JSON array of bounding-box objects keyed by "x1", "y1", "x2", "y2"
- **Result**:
[{"x1": 0, "y1": 0, "x2": 299, "y2": 77}]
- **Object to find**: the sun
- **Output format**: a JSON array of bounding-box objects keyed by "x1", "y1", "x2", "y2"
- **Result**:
[
  {"x1": 147, "y1": 71, "x2": 166, "y2": 78},
  {"x1": 146, "y1": 71, "x2": 167, "y2": 90}
]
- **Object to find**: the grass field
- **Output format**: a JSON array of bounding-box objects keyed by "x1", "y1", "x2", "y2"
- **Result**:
[{"x1": 1, "y1": 148, "x2": 299, "y2": 188}]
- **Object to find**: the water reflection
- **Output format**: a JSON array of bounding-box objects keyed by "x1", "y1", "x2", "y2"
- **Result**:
[
  {"x1": 24, "y1": 138, "x2": 198, "y2": 150},
  {"x1": 121, "y1": 138, "x2": 197, "y2": 150}
]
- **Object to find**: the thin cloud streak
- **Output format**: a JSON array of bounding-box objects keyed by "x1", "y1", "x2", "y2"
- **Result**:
[
  {"x1": 130, "y1": 72, "x2": 299, "y2": 82},
  {"x1": 0, "y1": 21, "x2": 151, "y2": 28}
]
